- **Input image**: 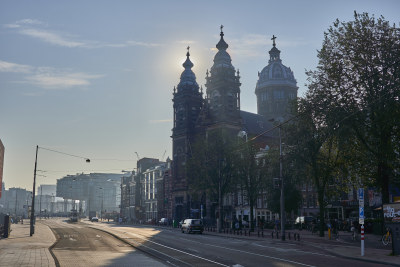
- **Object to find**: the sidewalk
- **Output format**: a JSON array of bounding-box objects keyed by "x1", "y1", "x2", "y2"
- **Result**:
[
  {"x1": 199, "y1": 226, "x2": 400, "y2": 266},
  {"x1": 0, "y1": 221, "x2": 56, "y2": 267}
]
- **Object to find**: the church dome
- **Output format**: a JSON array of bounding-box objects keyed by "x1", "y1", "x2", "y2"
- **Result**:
[
  {"x1": 177, "y1": 47, "x2": 199, "y2": 92},
  {"x1": 255, "y1": 38, "x2": 297, "y2": 90}
]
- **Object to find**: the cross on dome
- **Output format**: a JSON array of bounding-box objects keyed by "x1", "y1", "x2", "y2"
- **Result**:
[{"x1": 271, "y1": 35, "x2": 277, "y2": 47}]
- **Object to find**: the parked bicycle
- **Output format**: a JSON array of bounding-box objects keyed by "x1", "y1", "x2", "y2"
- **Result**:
[
  {"x1": 381, "y1": 227, "x2": 392, "y2": 246},
  {"x1": 351, "y1": 225, "x2": 358, "y2": 241},
  {"x1": 332, "y1": 228, "x2": 339, "y2": 240}
]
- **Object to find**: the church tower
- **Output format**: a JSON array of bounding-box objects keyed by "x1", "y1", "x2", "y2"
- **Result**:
[
  {"x1": 171, "y1": 47, "x2": 203, "y2": 221},
  {"x1": 255, "y1": 36, "x2": 298, "y2": 121},
  {"x1": 205, "y1": 26, "x2": 241, "y2": 130}
]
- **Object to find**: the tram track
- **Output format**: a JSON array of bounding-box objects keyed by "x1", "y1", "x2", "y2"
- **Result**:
[{"x1": 91, "y1": 225, "x2": 230, "y2": 266}]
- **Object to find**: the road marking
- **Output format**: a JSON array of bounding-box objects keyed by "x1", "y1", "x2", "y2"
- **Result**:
[
  {"x1": 251, "y1": 243, "x2": 335, "y2": 257},
  {"x1": 184, "y1": 239, "x2": 317, "y2": 267}
]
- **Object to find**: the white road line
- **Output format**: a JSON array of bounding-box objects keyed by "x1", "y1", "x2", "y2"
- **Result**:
[
  {"x1": 251, "y1": 243, "x2": 336, "y2": 257},
  {"x1": 185, "y1": 239, "x2": 317, "y2": 267}
]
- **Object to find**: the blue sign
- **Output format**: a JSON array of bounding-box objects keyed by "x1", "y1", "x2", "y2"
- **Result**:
[
  {"x1": 359, "y1": 207, "x2": 364, "y2": 218},
  {"x1": 358, "y1": 188, "x2": 364, "y2": 200}
]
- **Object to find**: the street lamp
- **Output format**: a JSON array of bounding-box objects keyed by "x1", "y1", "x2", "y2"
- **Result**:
[
  {"x1": 278, "y1": 125, "x2": 285, "y2": 241},
  {"x1": 269, "y1": 119, "x2": 285, "y2": 241}
]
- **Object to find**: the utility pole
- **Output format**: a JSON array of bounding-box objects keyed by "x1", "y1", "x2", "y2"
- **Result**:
[
  {"x1": 14, "y1": 189, "x2": 18, "y2": 216},
  {"x1": 279, "y1": 126, "x2": 285, "y2": 241},
  {"x1": 40, "y1": 186, "x2": 42, "y2": 219},
  {"x1": 30, "y1": 145, "x2": 38, "y2": 236}
]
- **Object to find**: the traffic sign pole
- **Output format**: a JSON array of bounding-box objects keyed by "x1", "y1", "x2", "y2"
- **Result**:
[
  {"x1": 361, "y1": 224, "x2": 365, "y2": 256},
  {"x1": 359, "y1": 188, "x2": 365, "y2": 256}
]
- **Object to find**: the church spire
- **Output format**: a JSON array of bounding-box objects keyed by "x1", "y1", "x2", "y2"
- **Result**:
[
  {"x1": 177, "y1": 46, "x2": 198, "y2": 91},
  {"x1": 216, "y1": 25, "x2": 228, "y2": 51},
  {"x1": 182, "y1": 46, "x2": 194, "y2": 69}
]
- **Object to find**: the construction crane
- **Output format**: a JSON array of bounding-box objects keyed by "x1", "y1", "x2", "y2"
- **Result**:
[
  {"x1": 161, "y1": 150, "x2": 166, "y2": 161},
  {"x1": 135, "y1": 152, "x2": 140, "y2": 160}
]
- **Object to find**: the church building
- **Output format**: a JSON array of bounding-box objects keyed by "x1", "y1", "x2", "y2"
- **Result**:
[{"x1": 171, "y1": 26, "x2": 298, "y2": 222}]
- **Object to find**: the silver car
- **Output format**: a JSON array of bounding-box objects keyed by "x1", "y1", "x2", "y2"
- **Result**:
[{"x1": 181, "y1": 219, "x2": 204, "y2": 234}]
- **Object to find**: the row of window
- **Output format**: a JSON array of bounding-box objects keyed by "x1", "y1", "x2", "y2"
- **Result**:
[{"x1": 260, "y1": 90, "x2": 296, "y2": 101}]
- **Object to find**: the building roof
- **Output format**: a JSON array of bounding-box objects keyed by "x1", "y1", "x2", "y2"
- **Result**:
[{"x1": 240, "y1": 111, "x2": 274, "y2": 138}]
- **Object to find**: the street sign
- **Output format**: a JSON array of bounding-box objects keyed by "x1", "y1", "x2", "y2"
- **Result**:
[
  {"x1": 359, "y1": 206, "x2": 365, "y2": 224},
  {"x1": 358, "y1": 188, "x2": 364, "y2": 200}
]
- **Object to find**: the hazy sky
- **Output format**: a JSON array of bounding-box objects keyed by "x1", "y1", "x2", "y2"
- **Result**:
[{"x1": 1, "y1": 0, "x2": 399, "y2": 190}]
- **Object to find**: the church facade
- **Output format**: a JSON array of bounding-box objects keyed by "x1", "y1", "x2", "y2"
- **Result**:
[{"x1": 171, "y1": 27, "x2": 298, "y2": 222}]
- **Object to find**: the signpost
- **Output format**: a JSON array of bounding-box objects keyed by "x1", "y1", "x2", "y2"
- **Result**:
[{"x1": 358, "y1": 188, "x2": 364, "y2": 256}]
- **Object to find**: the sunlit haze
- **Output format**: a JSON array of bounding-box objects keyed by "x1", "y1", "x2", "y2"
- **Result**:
[{"x1": 1, "y1": 0, "x2": 399, "y2": 190}]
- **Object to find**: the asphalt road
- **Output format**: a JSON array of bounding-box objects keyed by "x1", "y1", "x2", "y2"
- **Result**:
[
  {"x1": 79, "y1": 221, "x2": 390, "y2": 267},
  {"x1": 42, "y1": 219, "x2": 166, "y2": 267}
]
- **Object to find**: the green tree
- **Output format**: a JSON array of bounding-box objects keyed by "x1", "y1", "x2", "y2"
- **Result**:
[
  {"x1": 186, "y1": 129, "x2": 237, "y2": 232},
  {"x1": 234, "y1": 140, "x2": 270, "y2": 231},
  {"x1": 306, "y1": 11, "x2": 400, "y2": 203},
  {"x1": 285, "y1": 98, "x2": 342, "y2": 237}
]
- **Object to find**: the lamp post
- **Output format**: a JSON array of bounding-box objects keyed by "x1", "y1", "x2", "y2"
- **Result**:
[
  {"x1": 30, "y1": 145, "x2": 38, "y2": 236},
  {"x1": 269, "y1": 119, "x2": 285, "y2": 241},
  {"x1": 278, "y1": 126, "x2": 285, "y2": 241},
  {"x1": 99, "y1": 187, "x2": 104, "y2": 221}
]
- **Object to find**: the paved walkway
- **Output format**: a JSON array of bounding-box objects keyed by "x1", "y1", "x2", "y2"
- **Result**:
[{"x1": 0, "y1": 221, "x2": 56, "y2": 267}]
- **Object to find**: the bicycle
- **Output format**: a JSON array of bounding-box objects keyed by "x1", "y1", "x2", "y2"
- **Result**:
[
  {"x1": 333, "y1": 228, "x2": 339, "y2": 240},
  {"x1": 351, "y1": 226, "x2": 358, "y2": 241},
  {"x1": 381, "y1": 228, "x2": 392, "y2": 246}
]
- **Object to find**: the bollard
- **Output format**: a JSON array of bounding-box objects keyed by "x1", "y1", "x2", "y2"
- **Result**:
[
  {"x1": 271, "y1": 231, "x2": 274, "y2": 238},
  {"x1": 240, "y1": 230, "x2": 242, "y2": 235},
  {"x1": 249, "y1": 230, "x2": 251, "y2": 236},
  {"x1": 277, "y1": 232, "x2": 279, "y2": 239},
  {"x1": 288, "y1": 232, "x2": 291, "y2": 240},
  {"x1": 258, "y1": 231, "x2": 260, "y2": 237},
  {"x1": 262, "y1": 231, "x2": 264, "y2": 237}
]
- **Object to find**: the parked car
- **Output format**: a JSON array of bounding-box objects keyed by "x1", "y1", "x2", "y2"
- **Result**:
[
  {"x1": 295, "y1": 216, "x2": 315, "y2": 229},
  {"x1": 159, "y1": 218, "x2": 168, "y2": 225},
  {"x1": 91, "y1": 217, "x2": 99, "y2": 222},
  {"x1": 181, "y1": 219, "x2": 204, "y2": 234}
]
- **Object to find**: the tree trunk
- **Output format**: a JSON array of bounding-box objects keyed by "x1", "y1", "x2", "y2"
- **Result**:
[
  {"x1": 318, "y1": 189, "x2": 325, "y2": 237},
  {"x1": 250, "y1": 200, "x2": 254, "y2": 231}
]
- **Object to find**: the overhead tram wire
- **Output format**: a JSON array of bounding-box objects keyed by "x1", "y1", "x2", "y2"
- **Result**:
[{"x1": 39, "y1": 146, "x2": 91, "y2": 162}]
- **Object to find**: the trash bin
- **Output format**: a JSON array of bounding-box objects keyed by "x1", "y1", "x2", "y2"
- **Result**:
[{"x1": 3, "y1": 215, "x2": 11, "y2": 238}]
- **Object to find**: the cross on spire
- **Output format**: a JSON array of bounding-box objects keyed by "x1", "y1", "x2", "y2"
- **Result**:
[
  {"x1": 220, "y1": 25, "x2": 224, "y2": 32},
  {"x1": 271, "y1": 35, "x2": 277, "y2": 47},
  {"x1": 186, "y1": 45, "x2": 190, "y2": 57}
]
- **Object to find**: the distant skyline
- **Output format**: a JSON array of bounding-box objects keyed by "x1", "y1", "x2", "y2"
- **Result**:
[{"x1": 1, "y1": 1, "x2": 399, "y2": 190}]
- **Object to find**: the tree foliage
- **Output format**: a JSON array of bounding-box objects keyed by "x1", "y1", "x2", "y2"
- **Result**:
[
  {"x1": 234, "y1": 140, "x2": 270, "y2": 230},
  {"x1": 306, "y1": 11, "x2": 400, "y2": 203}
]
